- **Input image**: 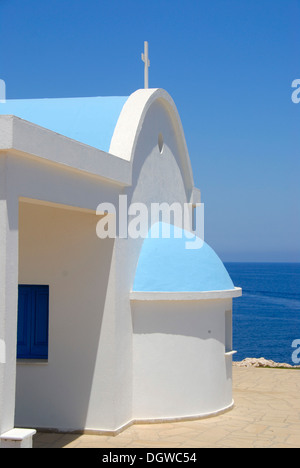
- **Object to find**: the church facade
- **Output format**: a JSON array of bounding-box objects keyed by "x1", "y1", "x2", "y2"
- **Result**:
[{"x1": 0, "y1": 88, "x2": 241, "y2": 445}]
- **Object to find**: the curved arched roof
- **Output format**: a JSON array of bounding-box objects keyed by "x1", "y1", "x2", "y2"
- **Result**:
[
  {"x1": 132, "y1": 223, "x2": 235, "y2": 292},
  {"x1": 109, "y1": 88, "x2": 195, "y2": 193},
  {"x1": 0, "y1": 96, "x2": 128, "y2": 152},
  {"x1": 0, "y1": 89, "x2": 195, "y2": 194}
]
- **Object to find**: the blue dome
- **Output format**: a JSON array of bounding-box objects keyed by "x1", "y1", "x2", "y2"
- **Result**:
[
  {"x1": 133, "y1": 223, "x2": 234, "y2": 292},
  {"x1": 0, "y1": 96, "x2": 128, "y2": 152}
]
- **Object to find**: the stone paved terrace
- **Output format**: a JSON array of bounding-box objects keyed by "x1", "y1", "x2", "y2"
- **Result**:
[{"x1": 33, "y1": 367, "x2": 300, "y2": 448}]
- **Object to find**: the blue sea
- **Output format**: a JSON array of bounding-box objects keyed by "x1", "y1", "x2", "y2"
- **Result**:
[{"x1": 224, "y1": 263, "x2": 300, "y2": 365}]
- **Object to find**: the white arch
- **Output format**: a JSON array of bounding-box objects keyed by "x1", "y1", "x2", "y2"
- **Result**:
[{"x1": 109, "y1": 88, "x2": 195, "y2": 193}]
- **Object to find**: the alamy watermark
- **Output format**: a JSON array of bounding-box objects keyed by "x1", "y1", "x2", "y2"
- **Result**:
[
  {"x1": 291, "y1": 79, "x2": 300, "y2": 103},
  {"x1": 0, "y1": 79, "x2": 6, "y2": 103},
  {"x1": 96, "y1": 196, "x2": 204, "y2": 249},
  {"x1": 290, "y1": 81, "x2": 300, "y2": 362},
  {"x1": 291, "y1": 339, "x2": 300, "y2": 365}
]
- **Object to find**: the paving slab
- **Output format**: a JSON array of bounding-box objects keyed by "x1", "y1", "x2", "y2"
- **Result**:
[{"x1": 32, "y1": 367, "x2": 300, "y2": 449}]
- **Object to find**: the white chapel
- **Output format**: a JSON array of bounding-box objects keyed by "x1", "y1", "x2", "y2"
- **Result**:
[{"x1": 0, "y1": 46, "x2": 241, "y2": 447}]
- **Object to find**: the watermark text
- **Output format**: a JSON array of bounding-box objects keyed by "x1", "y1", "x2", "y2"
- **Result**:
[
  {"x1": 96, "y1": 196, "x2": 204, "y2": 249},
  {"x1": 291, "y1": 79, "x2": 300, "y2": 103},
  {"x1": 0, "y1": 79, "x2": 6, "y2": 103},
  {"x1": 291, "y1": 339, "x2": 300, "y2": 364}
]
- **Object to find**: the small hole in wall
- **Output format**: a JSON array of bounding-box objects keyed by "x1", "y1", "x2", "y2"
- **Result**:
[{"x1": 158, "y1": 133, "x2": 164, "y2": 154}]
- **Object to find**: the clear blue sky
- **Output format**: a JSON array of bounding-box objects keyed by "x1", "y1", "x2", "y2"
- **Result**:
[{"x1": 0, "y1": 0, "x2": 299, "y2": 262}]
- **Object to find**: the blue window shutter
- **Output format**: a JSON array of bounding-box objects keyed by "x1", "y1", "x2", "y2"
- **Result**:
[
  {"x1": 17, "y1": 285, "x2": 49, "y2": 359},
  {"x1": 17, "y1": 286, "x2": 32, "y2": 358},
  {"x1": 31, "y1": 286, "x2": 49, "y2": 359}
]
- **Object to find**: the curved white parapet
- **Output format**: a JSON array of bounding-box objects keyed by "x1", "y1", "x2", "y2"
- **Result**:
[
  {"x1": 109, "y1": 88, "x2": 195, "y2": 193},
  {"x1": 109, "y1": 88, "x2": 158, "y2": 161},
  {"x1": 130, "y1": 287, "x2": 242, "y2": 301}
]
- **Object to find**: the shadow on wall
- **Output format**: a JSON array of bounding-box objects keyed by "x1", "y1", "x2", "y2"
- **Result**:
[
  {"x1": 131, "y1": 299, "x2": 233, "y2": 382},
  {"x1": 131, "y1": 300, "x2": 225, "y2": 341},
  {"x1": 127, "y1": 98, "x2": 190, "y2": 210},
  {"x1": 16, "y1": 201, "x2": 115, "y2": 431}
]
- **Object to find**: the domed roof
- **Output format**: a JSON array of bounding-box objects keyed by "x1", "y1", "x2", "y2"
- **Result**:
[
  {"x1": 133, "y1": 223, "x2": 234, "y2": 292},
  {"x1": 0, "y1": 95, "x2": 128, "y2": 152}
]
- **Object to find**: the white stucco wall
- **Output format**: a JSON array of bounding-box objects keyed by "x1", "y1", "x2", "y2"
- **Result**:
[
  {"x1": 0, "y1": 155, "x2": 19, "y2": 435},
  {"x1": 131, "y1": 299, "x2": 233, "y2": 420},
  {"x1": 16, "y1": 201, "x2": 117, "y2": 431},
  {"x1": 0, "y1": 145, "x2": 134, "y2": 433}
]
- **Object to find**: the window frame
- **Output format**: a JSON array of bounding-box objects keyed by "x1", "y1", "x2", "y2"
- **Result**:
[{"x1": 17, "y1": 285, "x2": 49, "y2": 360}]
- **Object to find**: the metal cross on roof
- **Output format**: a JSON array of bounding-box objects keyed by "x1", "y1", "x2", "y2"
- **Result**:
[{"x1": 141, "y1": 41, "x2": 150, "y2": 89}]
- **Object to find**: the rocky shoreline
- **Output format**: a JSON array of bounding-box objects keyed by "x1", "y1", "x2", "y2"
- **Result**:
[{"x1": 233, "y1": 357, "x2": 300, "y2": 368}]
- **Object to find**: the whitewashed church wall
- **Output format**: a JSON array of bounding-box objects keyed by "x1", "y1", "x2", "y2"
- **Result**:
[{"x1": 131, "y1": 299, "x2": 233, "y2": 420}]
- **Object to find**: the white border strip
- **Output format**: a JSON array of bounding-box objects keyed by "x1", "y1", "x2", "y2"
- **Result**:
[
  {"x1": 34, "y1": 400, "x2": 235, "y2": 437},
  {"x1": 130, "y1": 287, "x2": 242, "y2": 301}
]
